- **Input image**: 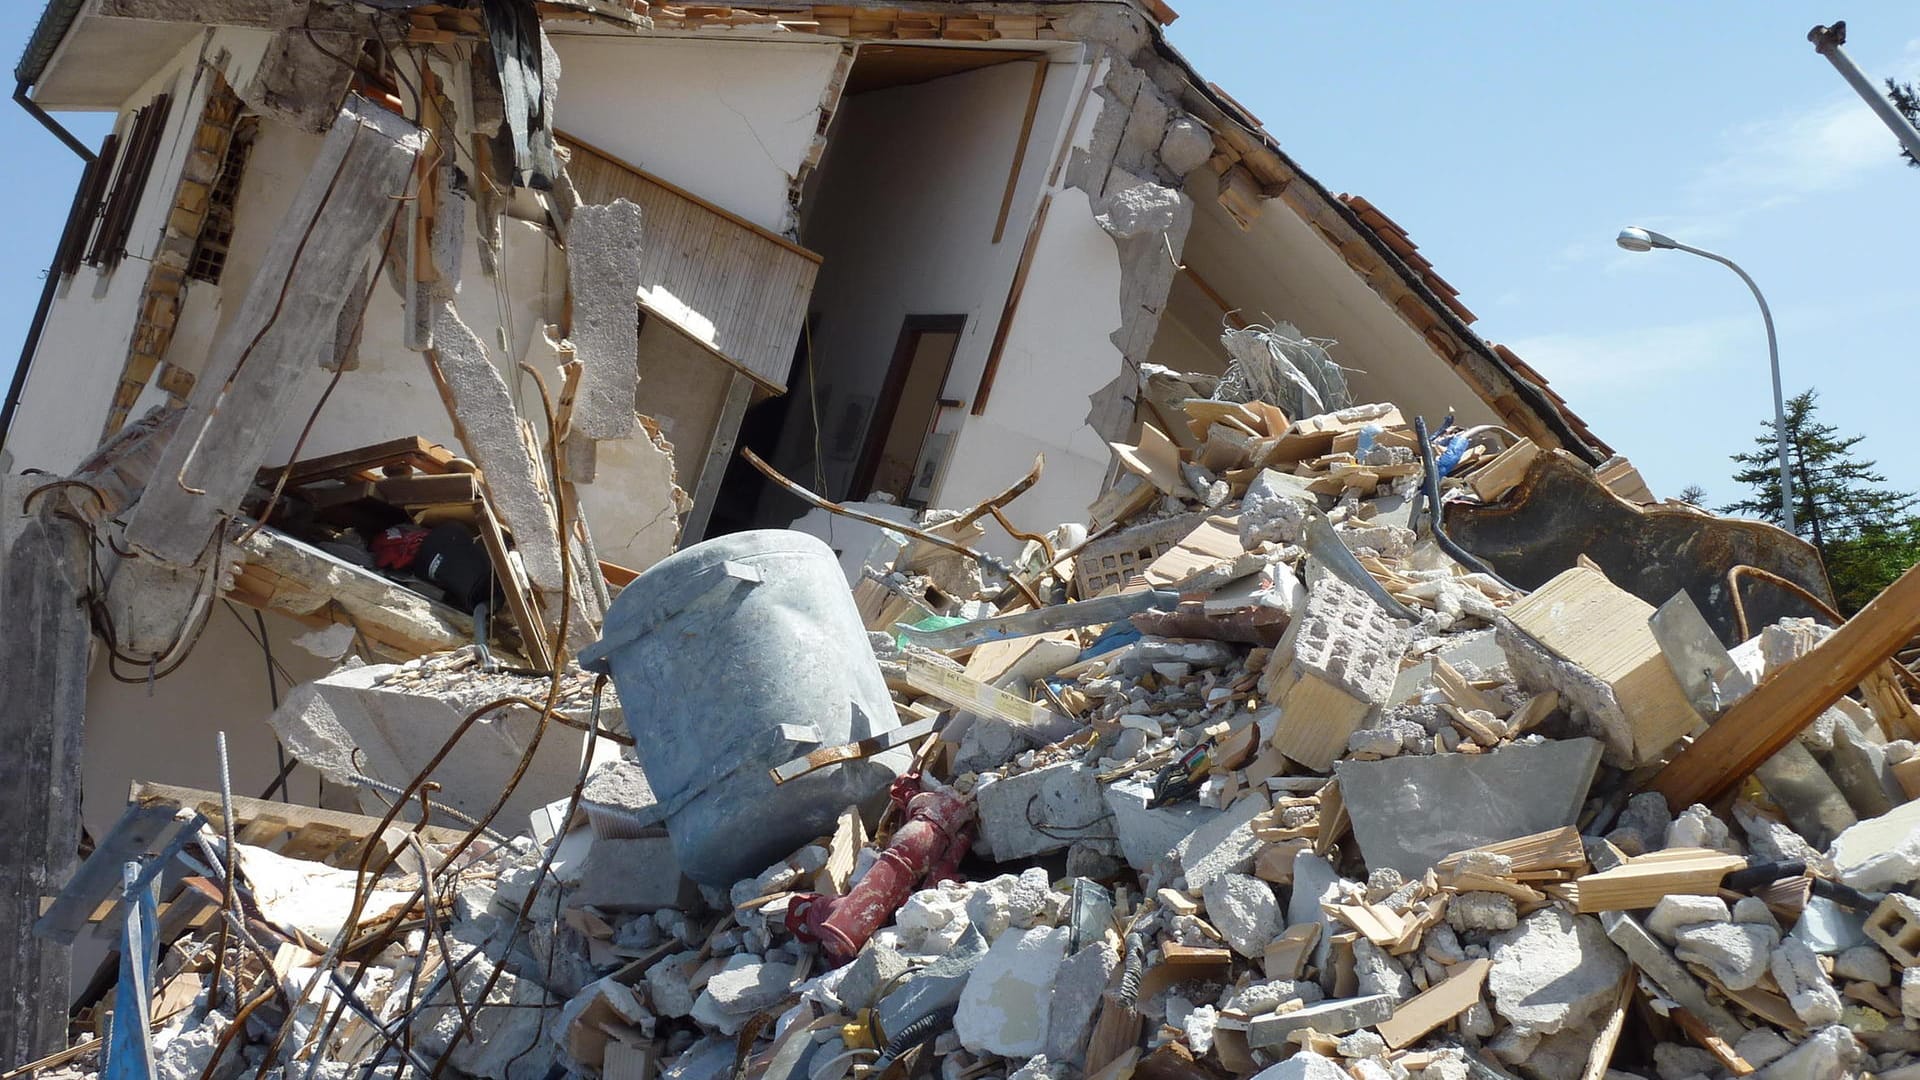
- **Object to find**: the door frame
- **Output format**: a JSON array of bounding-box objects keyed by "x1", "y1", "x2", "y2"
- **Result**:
[{"x1": 849, "y1": 314, "x2": 967, "y2": 501}]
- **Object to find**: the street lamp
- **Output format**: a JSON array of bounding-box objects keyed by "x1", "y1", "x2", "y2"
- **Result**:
[{"x1": 1615, "y1": 226, "x2": 1795, "y2": 533}]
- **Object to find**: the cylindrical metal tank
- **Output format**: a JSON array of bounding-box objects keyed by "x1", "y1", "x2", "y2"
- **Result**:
[{"x1": 579, "y1": 530, "x2": 907, "y2": 885}]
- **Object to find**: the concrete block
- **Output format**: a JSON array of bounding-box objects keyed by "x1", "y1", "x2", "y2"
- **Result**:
[
  {"x1": 1733, "y1": 1028, "x2": 1794, "y2": 1069},
  {"x1": 1239, "y1": 469, "x2": 1318, "y2": 548},
  {"x1": 1645, "y1": 895, "x2": 1731, "y2": 944},
  {"x1": 1828, "y1": 798, "x2": 1920, "y2": 892},
  {"x1": 644, "y1": 950, "x2": 704, "y2": 1017},
  {"x1": 1904, "y1": 967, "x2": 1920, "y2": 1019},
  {"x1": 703, "y1": 960, "x2": 796, "y2": 1015},
  {"x1": 1770, "y1": 937, "x2": 1843, "y2": 1026},
  {"x1": 1606, "y1": 790, "x2": 1673, "y2": 856},
  {"x1": 1447, "y1": 891, "x2": 1516, "y2": 934},
  {"x1": 1753, "y1": 740, "x2": 1856, "y2": 850},
  {"x1": 977, "y1": 763, "x2": 1114, "y2": 862},
  {"x1": 1104, "y1": 780, "x2": 1223, "y2": 872},
  {"x1": 1487, "y1": 909, "x2": 1628, "y2": 1039},
  {"x1": 567, "y1": 199, "x2": 646, "y2": 441},
  {"x1": 1245, "y1": 994, "x2": 1394, "y2": 1048},
  {"x1": 1248, "y1": 1053, "x2": 1346, "y2": 1080},
  {"x1": 1864, "y1": 892, "x2": 1920, "y2": 967},
  {"x1": 1201, "y1": 873, "x2": 1278, "y2": 958},
  {"x1": 1268, "y1": 562, "x2": 1412, "y2": 771},
  {"x1": 269, "y1": 663, "x2": 617, "y2": 827},
  {"x1": 1350, "y1": 937, "x2": 1411, "y2": 1000},
  {"x1": 1176, "y1": 793, "x2": 1268, "y2": 891},
  {"x1": 567, "y1": 836, "x2": 698, "y2": 914},
  {"x1": 1674, "y1": 921, "x2": 1777, "y2": 991},
  {"x1": 835, "y1": 944, "x2": 910, "y2": 1013},
  {"x1": 955, "y1": 926, "x2": 1068, "y2": 1057},
  {"x1": 1336, "y1": 737, "x2": 1601, "y2": 877}
]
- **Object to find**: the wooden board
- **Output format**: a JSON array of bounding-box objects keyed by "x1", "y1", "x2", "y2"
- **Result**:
[
  {"x1": 1376, "y1": 958, "x2": 1489, "y2": 1049},
  {"x1": 1654, "y1": 560, "x2": 1920, "y2": 808}
]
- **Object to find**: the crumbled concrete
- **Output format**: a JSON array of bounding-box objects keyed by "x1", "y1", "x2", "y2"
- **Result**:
[
  {"x1": 1288, "y1": 851, "x2": 1342, "y2": 982},
  {"x1": 1647, "y1": 896, "x2": 1732, "y2": 946},
  {"x1": 836, "y1": 944, "x2": 910, "y2": 1012},
  {"x1": 1673, "y1": 920, "x2": 1777, "y2": 990},
  {"x1": 1336, "y1": 1030, "x2": 1387, "y2": 1059},
  {"x1": 1770, "y1": 937, "x2": 1844, "y2": 1026},
  {"x1": 567, "y1": 199, "x2": 646, "y2": 441},
  {"x1": 580, "y1": 758, "x2": 664, "y2": 837},
  {"x1": 1248, "y1": 1052, "x2": 1347, "y2": 1080},
  {"x1": 1096, "y1": 182, "x2": 1183, "y2": 239},
  {"x1": 1606, "y1": 791, "x2": 1672, "y2": 856},
  {"x1": 978, "y1": 762, "x2": 1115, "y2": 861},
  {"x1": 1245, "y1": 994, "x2": 1395, "y2": 1048},
  {"x1": 645, "y1": 950, "x2": 704, "y2": 1018},
  {"x1": 1487, "y1": 910, "x2": 1629, "y2": 1039},
  {"x1": 1667, "y1": 803, "x2": 1742, "y2": 855},
  {"x1": 1752, "y1": 1025, "x2": 1863, "y2": 1080},
  {"x1": 1176, "y1": 793, "x2": 1268, "y2": 891},
  {"x1": 1224, "y1": 978, "x2": 1323, "y2": 1014},
  {"x1": 1651, "y1": 1044, "x2": 1718, "y2": 1080},
  {"x1": 1833, "y1": 944, "x2": 1894, "y2": 986},
  {"x1": 1734, "y1": 1028, "x2": 1795, "y2": 1069},
  {"x1": 1448, "y1": 891, "x2": 1517, "y2": 934},
  {"x1": 1351, "y1": 938, "x2": 1413, "y2": 1000},
  {"x1": 955, "y1": 926, "x2": 1068, "y2": 1057},
  {"x1": 1157, "y1": 115, "x2": 1214, "y2": 177},
  {"x1": 702, "y1": 960, "x2": 796, "y2": 1015},
  {"x1": 1044, "y1": 940, "x2": 1119, "y2": 1064},
  {"x1": 1828, "y1": 799, "x2": 1920, "y2": 892},
  {"x1": 1903, "y1": 967, "x2": 1920, "y2": 1019},
  {"x1": 1240, "y1": 469, "x2": 1317, "y2": 547},
  {"x1": 1201, "y1": 873, "x2": 1278, "y2": 957}
]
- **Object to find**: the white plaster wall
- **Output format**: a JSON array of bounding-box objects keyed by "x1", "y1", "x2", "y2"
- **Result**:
[
  {"x1": 942, "y1": 184, "x2": 1127, "y2": 541},
  {"x1": 549, "y1": 34, "x2": 844, "y2": 235},
  {"x1": 771, "y1": 56, "x2": 1078, "y2": 513}
]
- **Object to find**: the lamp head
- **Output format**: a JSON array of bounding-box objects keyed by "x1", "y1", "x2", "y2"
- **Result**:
[{"x1": 1616, "y1": 226, "x2": 1679, "y2": 252}]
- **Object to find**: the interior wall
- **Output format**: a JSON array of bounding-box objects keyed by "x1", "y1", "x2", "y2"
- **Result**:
[
  {"x1": 549, "y1": 34, "x2": 845, "y2": 235},
  {"x1": 766, "y1": 53, "x2": 1075, "y2": 515}
]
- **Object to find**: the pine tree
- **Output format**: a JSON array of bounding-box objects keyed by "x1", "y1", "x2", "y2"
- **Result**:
[
  {"x1": 1891, "y1": 79, "x2": 1920, "y2": 168},
  {"x1": 1721, "y1": 389, "x2": 1920, "y2": 612},
  {"x1": 1677, "y1": 484, "x2": 1708, "y2": 506}
]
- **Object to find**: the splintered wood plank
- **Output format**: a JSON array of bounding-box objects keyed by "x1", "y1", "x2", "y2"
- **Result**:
[
  {"x1": 1434, "y1": 826, "x2": 1587, "y2": 877},
  {"x1": 1561, "y1": 849, "x2": 1745, "y2": 912},
  {"x1": 128, "y1": 101, "x2": 424, "y2": 567},
  {"x1": 1376, "y1": 958, "x2": 1489, "y2": 1049},
  {"x1": 1467, "y1": 438, "x2": 1538, "y2": 502}
]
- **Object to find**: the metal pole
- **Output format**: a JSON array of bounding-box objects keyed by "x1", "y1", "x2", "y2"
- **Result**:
[
  {"x1": 1672, "y1": 242, "x2": 1795, "y2": 533},
  {"x1": 1809, "y1": 23, "x2": 1920, "y2": 165}
]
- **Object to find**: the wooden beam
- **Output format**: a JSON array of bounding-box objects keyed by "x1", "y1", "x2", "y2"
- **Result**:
[
  {"x1": 1653, "y1": 560, "x2": 1920, "y2": 809},
  {"x1": 682, "y1": 373, "x2": 752, "y2": 543},
  {"x1": 993, "y1": 58, "x2": 1049, "y2": 245}
]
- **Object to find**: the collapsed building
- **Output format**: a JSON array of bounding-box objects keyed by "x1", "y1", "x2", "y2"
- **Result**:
[{"x1": 3, "y1": 3, "x2": 1918, "y2": 1080}]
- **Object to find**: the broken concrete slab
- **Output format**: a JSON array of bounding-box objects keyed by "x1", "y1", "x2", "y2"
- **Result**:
[
  {"x1": 1288, "y1": 850, "x2": 1342, "y2": 983},
  {"x1": 267, "y1": 662, "x2": 618, "y2": 827},
  {"x1": 977, "y1": 762, "x2": 1115, "y2": 862},
  {"x1": 1827, "y1": 797, "x2": 1920, "y2": 892},
  {"x1": 954, "y1": 925, "x2": 1068, "y2": 1057},
  {"x1": 1770, "y1": 937, "x2": 1843, "y2": 1026},
  {"x1": 1673, "y1": 920, "x2": 1777, "y2": 991},
  {"x1": 128, "y1": 100, "x2": 425, "y2": 568},
  {"x1": 1244, "y1": 994, "x2": 1394, "y2": 1048},
  {"x1": 1175, "y1": 792, "x2": 1268, "y2": 891},
  {"x1": 1753, "y1": 740, "x2": 1857, "y2": 850},
  {"x1": 1247, "y1": 1053, "x2": 1347, "y2": 1080},
  {"x1": 579, "y1": 758, "x2": 664, "y2": 838},
  {"x1": 1044, "y1": 940, "x2": 1119, "y2": 1065},
  {"x1": 566, "y1": 836, "x2": 698, "y2": 914},
  {"x1": 1104, "y1": 780, "x2": 1222, "y2": 873},
  {"x1": 1486, "y1": 909, "x2": 1627, "y2": 1040},
  {"x1": 567, "y1": 199, "x2": 646, "y2": 441},
  {"x1": 1336, "y1": 737, "x2": 1601, "y2": 877}
]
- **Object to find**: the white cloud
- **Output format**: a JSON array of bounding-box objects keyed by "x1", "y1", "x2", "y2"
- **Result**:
[{"x1": 1503, "y1": 314, "x2": 1758, "y2": 392}]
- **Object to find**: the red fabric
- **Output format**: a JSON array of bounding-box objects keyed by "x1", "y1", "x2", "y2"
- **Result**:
[{"x1": 371, "y1": 526, "x2": 429, "y2": 571}]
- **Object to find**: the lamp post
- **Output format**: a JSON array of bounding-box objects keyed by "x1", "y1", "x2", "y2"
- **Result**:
[{"x1": 1616, "y1": 226, "x2": 1795, "y2": 534}]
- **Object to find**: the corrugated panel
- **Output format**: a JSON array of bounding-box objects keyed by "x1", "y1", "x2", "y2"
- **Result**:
[{"x1": 562, "y1": 134, "x2": 821, "y2": 394}]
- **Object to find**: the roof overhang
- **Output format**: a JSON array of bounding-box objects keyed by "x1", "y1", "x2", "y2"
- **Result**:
[{"x1": 18, "y1": 0, "x2": 197, "y2": 109}]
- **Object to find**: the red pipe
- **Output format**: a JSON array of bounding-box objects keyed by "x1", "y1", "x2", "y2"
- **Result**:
[{"x1": 788, "y1": 787, "x2": 973, "y2": 962}]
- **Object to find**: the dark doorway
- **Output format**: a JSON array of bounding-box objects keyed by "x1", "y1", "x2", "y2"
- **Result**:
[{"x1": 850, "y1": 315, "x2": 965, "y2": 506}]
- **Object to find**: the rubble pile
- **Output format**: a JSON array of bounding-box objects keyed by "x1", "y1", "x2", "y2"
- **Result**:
[{"x1": 34, "y1": 391, "x2": 1920, "y2": 1080}]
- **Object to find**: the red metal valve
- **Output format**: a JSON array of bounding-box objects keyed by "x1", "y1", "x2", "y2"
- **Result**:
[{"x1": 787, "y1": 786, "x2": 973, "y2": 963}]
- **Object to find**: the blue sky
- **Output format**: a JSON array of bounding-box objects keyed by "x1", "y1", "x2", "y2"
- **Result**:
[{"x1": 3, "y1": 5, "x2": 1917, "y2": 509}]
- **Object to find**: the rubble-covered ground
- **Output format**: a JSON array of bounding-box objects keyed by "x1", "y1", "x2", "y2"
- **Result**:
[{"x1": 37, "y1": 393, "x2": 1920, "y2": 1080}]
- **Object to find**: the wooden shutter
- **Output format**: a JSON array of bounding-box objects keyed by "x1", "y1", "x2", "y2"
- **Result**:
[{"x1": 86, "y1": 92, "x2": 172, "y2": 268}]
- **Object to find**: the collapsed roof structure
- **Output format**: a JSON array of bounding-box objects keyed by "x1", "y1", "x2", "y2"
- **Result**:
[{"x1": 2, "y1": 3, "x2": 1917, "y2": 1080}]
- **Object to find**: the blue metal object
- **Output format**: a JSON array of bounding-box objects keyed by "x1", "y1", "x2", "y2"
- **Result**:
[{"x1": 104, "y1": 861, "x2": 157, "y2": 1080}]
